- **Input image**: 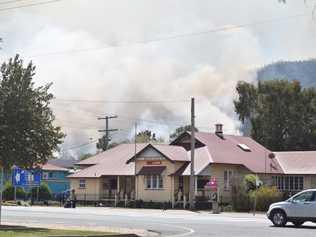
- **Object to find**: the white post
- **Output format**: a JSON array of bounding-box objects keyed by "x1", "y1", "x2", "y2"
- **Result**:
[
  {"x1": 125, "y1": 193, "x2": 128, "y2": 207},
  {"x1": 117, "y1": 176, "x2": 120, "y2": 196},
  {"x1": 183, "y1": 195, "x2": 187, "y2": 209},
  {"x1": 0, "y1": 167, "x2": 4, "y2": 225},
  {"x1": 171, "y1": 177, "x2": 175, "y2": 208},
  {"x1": 115, "y1": 193, "x2": 118, "y2": 207}
]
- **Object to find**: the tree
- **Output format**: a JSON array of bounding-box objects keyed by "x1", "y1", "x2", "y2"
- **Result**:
[
  {"x1": 0, "y1": 55, "x2": 64, "y2": 170},
  {"x1": 30, "y1": 183, "x2": 52, "y2": 201},
  {"x1": 234, "y1": 79, "x2": 316, "y2": 151},
  {"x1": 169, "y1": 125, "x2": 199, "y2": 141},
  {"x1": 136, "y1": 130, "x2": 164, "y2": 143}
]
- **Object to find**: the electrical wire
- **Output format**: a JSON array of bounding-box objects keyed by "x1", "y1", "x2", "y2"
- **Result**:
[
  {"x1": 27, "y1": 12, "x2": 310, "y2": 57},
  {"x1": 53, "y1": 98, "x2": 191, "y2": 104},
  {"x1": 61, "y1": 139, "x2": 98, "y2": 151},
  {"x1": 0, "y1": 0, "x2": 62, "y2": 12},
  {"x1": 0, "y1": 0, "x2": 31, "y2": 5}
]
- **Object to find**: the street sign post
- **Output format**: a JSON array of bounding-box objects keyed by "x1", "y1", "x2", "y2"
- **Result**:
[{"x1": 205, "y1": 178, "x2": 220, "y2": 214}]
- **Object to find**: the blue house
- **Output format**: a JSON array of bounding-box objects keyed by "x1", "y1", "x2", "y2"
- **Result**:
[{"x1": 41, "y1": 163, "x2": 71, "y2": 195}]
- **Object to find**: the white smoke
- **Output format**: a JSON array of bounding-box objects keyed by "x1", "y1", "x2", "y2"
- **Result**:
[{"x1": 0, "y1": 0, "x2": 315, "y2": 157}]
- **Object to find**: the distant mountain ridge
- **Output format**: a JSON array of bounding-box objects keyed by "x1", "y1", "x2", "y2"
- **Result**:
[{"x1": 257, "y1": 59, "x2": 316, "y2": 87}]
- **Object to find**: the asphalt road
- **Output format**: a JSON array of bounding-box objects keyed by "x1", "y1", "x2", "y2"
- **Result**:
[{"x1": 2, "y1": 206, "x2": 316, "y2": 237}]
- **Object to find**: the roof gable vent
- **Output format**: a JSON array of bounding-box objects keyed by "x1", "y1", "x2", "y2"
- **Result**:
[{"x1": 237, "y1": 143, "x2": 251, "y2": 152}]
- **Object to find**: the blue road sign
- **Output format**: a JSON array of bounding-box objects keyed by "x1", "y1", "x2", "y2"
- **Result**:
[{"x1": 12, "y1": 167, "x2": 41, "y2": 187}]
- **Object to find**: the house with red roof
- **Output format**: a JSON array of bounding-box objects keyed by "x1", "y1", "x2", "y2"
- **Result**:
[{"x1": 68, "y1": 124, "x2": 316, "y2": 207}]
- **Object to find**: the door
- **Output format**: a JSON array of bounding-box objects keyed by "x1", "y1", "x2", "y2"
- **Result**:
[{"x1": 287, "y1": 191, "x2": 315, "y2": 218}]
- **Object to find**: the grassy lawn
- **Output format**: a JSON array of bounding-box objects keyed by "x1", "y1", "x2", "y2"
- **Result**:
[{"x1": 0, "y1": 226, "x2": 115, "y2": 237}]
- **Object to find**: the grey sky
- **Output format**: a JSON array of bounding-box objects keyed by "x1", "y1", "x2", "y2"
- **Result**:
[{"x1": 0, "y1": 0, "x2": 315, "y2": 157}]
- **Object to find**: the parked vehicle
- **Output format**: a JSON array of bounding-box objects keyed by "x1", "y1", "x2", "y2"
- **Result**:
[{"x1": 267, "y1": 189, "x2": 316, "y2": 227}]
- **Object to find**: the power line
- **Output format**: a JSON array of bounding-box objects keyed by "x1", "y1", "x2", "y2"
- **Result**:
[
  {"x1": 0, "y1": 0, "x2": 63, "y2": 12},
  {"x1": 61, "y1": 139, "x2": 98, "y2": 151},
  {"x1": 53, "y1": 98, "x2": 191, "y2": 104},
  {"x1": 0, "y1": 0, "x2": 31, "y2": 5},
  {"x1": 28, "y1": 12, "x2": 309, "y2": 57}
]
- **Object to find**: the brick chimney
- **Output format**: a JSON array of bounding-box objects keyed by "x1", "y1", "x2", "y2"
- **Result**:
[{"x1": 215, "y1": 124, "x2": 224, "y2": 138}]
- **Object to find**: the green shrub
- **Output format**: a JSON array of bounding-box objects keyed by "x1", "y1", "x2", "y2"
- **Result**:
[
  {"x1": 3, "y1": 182, "x2": 26, "y2": 200},
  {"x1": 249, "y1": 186, "x2": 283, "y2": 211},
  {"x1": 30, "y1": 183, "x2": 52, "y2": 201},
  {"x1": 244, "y1": 174, "x2": 258, "y2": 192},
  {"x1": 231, "y1": 184, "x2": 251, "y2": 212}
]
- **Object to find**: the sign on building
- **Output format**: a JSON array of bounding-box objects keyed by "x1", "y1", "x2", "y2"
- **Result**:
[
  {"x1": 12, "y1": 167, "x2": 41, "y2": 187},
  {"x1": 205, "y1": 178, "x2": 217, "y2": 191}
]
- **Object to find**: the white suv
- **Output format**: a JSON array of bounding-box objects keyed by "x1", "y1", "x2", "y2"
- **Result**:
[{"x1": 267, "y1": 189, "x2": 316, "y2": 227}]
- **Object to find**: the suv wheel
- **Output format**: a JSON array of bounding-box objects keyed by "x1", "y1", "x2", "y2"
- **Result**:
[
  {"x1": 271, "y1": 210, "x2": 287, "y2": 227},
  {"x1": 293, "y1": 221, "x2": 304, "y2": 227}
]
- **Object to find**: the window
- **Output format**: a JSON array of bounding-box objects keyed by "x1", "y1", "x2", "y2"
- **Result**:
[
  {"x1": 158, "y1": 176, "x2": 163, "y2": 189},
  {"x1": 146, "y1": 176, "x2": 151, "y2": 189},
  {"x1": 42, "y1": 172, "x2": 48, "y2": 180},
  {"x1": 237, "y1": 144, "x2": 251, "y2": 152},
  {"x1": 79, "y1": 179, "x2": 86, "y2": 189},
  {"x1": 224, "y1": 170, "x2": 233, "y2": 190},
  {"x1": 292, "y1": 191, "x2": 314, "y2": 203},
  {"x1": 145, "y1": 175, "x2": 163, "y2": 189},
  {"x1": 272, "y1": 176, "x2": 304, "y2": 191},
  {"x1": 48, "y1": 172, "x2": 53, "y2": 179},
  {"x1": 197, "y1": 177, "x2": 209, "y2": 189}
]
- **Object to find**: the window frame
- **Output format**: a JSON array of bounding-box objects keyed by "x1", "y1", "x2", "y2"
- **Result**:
[
  {"x1": 224, "y1": 170, "x2": 233, "y2": 191},
  {"x1": 272, "y1": 175, "x2": 304, "y2": 191},
  {"x1": 79, "y1": 179, "x2": 86, "y2": 189},
  {"x1": 144, "y1": 175, "x2": 164, "y2": 190}
]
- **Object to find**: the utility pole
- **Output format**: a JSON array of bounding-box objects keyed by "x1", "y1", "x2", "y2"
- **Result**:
[
  {"x1": 97, "y1": 115, "x2": 118, "y2": 151},
  {"x1": 189, "y1": 97, "x2": 195, "y2": 209}
]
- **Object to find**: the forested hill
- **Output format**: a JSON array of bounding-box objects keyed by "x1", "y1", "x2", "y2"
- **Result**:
[{"x1": 257, "y1": 59, "x2": 316, "y2": 87}]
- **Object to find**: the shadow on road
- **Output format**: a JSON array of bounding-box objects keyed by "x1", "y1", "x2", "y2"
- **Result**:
[{"x1": 270, "y1": 225, "x2": 316, "y2": 229}]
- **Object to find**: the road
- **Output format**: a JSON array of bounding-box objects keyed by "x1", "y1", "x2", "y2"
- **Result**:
[{"x1": 2, "y1": 206, "x2": 316, "y2": 237}]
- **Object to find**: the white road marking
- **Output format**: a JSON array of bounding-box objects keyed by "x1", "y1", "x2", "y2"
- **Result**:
[{"x1": 157, "y1": 223, "x2": 195, "y2": 237}]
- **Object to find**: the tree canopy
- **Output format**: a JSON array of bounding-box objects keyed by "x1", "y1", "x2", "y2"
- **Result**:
[
  {"x1": 169, "y1": 125, "x2": 198, "y2": 141},
  {"x1": 234, "y1": 79, "x2": 316, "y2": 151},
  {"x1": 0, "y1": 55, "x2": 64, "y2": 169},
  {"x1": 136, "y1": 130, "x2": 164, "y2": 143}
]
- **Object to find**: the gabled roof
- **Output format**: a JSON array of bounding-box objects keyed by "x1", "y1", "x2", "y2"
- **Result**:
[
  {"x1": 69, "y1": 143, "x2": 188, "y2": 178},
  {"x1": 174, "y1": 131, "x2": 283, "y2": 174},
  {"x1": 47, "y1": 159, "x2": 77, "y2": 169},
  {"x1": 275, "y1": 151, "x2": 316, "y2": 174},
  {"x1": 76, "y1": 143, "x2": 148, "y2": 166},
  {"x1": 182, "y1": 146, "x2": 213, "y2": 175},
  {"x1": 69, "y1": 144, "x2": 148, "y2": 178},
  {"x1": 126, "y1": 143, "x2": 189, "y2": 164},
  {"x1": 42, "y1": 163, "x2": 69, "y2": 172}
]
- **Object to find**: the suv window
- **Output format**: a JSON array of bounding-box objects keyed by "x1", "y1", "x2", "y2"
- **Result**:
[{"x1": 292, "y1": 191, "x2": 314, "y2": 203}]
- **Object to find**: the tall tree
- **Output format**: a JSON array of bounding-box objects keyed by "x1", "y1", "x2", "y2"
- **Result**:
[
  {"x1": 169, "y1": 125, "x2": 199, "y2": 141},
  {"x1": 234, "y1": 79, "x2": 316, "y2": 151},
  {"x1": 0, "y1": 55, "x2": 64, "y2": 170}
]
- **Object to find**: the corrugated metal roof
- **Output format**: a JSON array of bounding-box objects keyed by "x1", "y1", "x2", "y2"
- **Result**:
[
  {"x1": 275, "y1": 151, "x2": 316, "y2": 174},
  {"x1": 47, "y1": 159, "x2": 77, "y2": 169},
  {"x1": 42, "y1": 163, "x2": 69, "y2": 172},
  {"x1": 179, "y1": 132, "x2": 283, "y2": 175},
  {"x1": 69, "y1": 143, "x2": 188, "y2": 178}
]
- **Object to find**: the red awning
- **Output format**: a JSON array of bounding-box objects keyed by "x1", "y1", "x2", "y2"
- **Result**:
[{"x1": 137, "y1": 166, "x2": 166, "y2": 175}]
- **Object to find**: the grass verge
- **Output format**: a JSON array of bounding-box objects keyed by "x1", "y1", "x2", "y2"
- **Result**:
[{"x1": 0, "y1": 225, "x2": 116, "y2": 237}]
